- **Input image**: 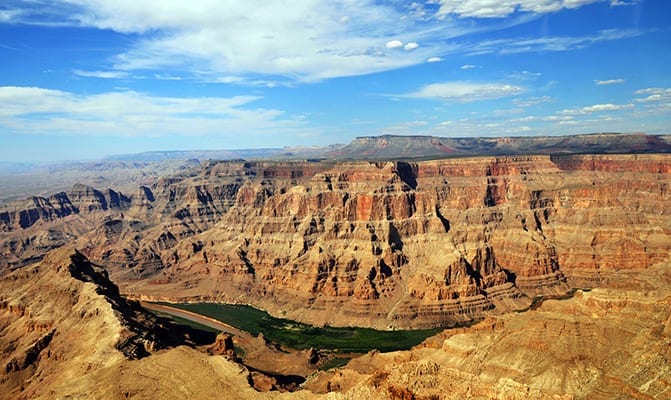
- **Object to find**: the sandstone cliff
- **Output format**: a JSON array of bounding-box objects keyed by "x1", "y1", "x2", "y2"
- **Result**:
[
  {"x1": 2, "y1": 246, "x2": 668, "y2": 399},
  {"x1": 122, "y1": 155, "x2": 671, "y2": 329},
  {"x1": 2, "y1": 150, "x2": 671, "y2": 398},
  {"x1": 306, "y1": 260, "x2": 671, "y2": 399},
  {"x1": 1, "y1": 154, "x2": 670, "y2": 330},
  {"x1": 0, "y1": 247, "x2": 310, "y2": 400}
]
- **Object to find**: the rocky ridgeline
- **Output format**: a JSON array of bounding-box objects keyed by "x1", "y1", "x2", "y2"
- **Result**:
[
  {"x1": 331, "y1": 133, "x2": 671, "y2": 159},
  {"x1": 0, "y1": 246, "x2": 181, "y2": 399},
  {"x1": 1, "y1": 155, "x2": 670, "y2": 329}
]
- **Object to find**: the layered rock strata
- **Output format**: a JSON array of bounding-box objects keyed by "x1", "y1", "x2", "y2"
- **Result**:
[
  {"x1": 307, "y1": 261, "x2": 671, "y2": 399},
  {"x1": 1, "y1": 155, "x2": 670, "y2": 329},
  {"x1": 2, "y1": 249, "x2": 669, "y2": 399}
]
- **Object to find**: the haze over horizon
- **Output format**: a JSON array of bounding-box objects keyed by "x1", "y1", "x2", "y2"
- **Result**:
[{"x1": 1, "y1": 0, "x2": 670, "y2": 162}]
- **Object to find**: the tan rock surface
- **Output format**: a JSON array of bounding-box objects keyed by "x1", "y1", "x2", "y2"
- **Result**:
[
  {"x1": 0, "y1": 246, "x2": 323, "y2": 400},
  {"x1": 306, "y1": 260, "x2": 671, "y2": 399},
  {"x1": 1, "y1": 244, "x2": 670, "y2": 399},
  {"x1": 2, "y1": 155, "x2": 671, "y2": 330}
]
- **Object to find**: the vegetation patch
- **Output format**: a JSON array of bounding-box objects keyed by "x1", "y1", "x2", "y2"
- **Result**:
[{"x1": 159, "y1": 302, "x2": 441, "y2": 353}]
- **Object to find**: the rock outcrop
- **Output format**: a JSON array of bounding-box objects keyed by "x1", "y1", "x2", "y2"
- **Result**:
[
  {"x1": 0, "y1": 246, "x2": 296, "y2": 400},
  {"x1": 0, "y1": 184, "x2": 129, "y2": 231},
  {"x1": 0, "y1": 247, "x2": 177, "y2": 398},
  {"x1": 2, "y1": 246, "x2": 669, "y2": 399}
]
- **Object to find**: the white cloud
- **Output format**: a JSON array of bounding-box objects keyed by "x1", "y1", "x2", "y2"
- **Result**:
[
  {"x1": 427, "y1": 57, "x2": 442, "y2": 63},
  {"x1": 512, "y1": 96, "x2": 553, "y2": 107},
  {"x1": 467, "y1": 29, "x2": 642, "y2": 55},
  {"x1": 437, "y1": 0, "x2": 604, "y2": 18},
  {"x1": 402, "y1": 81, "x2": 524, "y2": 102},
  {"x1": 95, "y1": 1, "x2": 456, "y2": 82},
  {"x1": 386, "y1": 40, "x2": 404, "y2": 49},
  {"x1": 460, "y1": 64, "x2": 477, "y2": 69},
  {"x1": 511, "y1": 114, "x2": 574, "y2": 123},
  {"x1": 0, "y1": 9, "x2": 22, "y2": 22},
  {"x1": 0, "y1": 86, "x2": 307, "y2": 137},
  {"x1": 73, "y1": 69, "x2": 128, "y2": 79},
  {"x1": 634, "y1": 87, "x2": 671, "y2": 102},
  {"x1": 4, "y1": 1, "x2": 461, "y2": 83},
  {"x1": 611, "y1": 0, "x2": 640, "y2": 6},
  {"x1": 154, "y1": 73, "x2": 184, "y2": 81},
  {"x1": 560, "y1": 103, "x2": 634, "y2": 115},
  {"x1": 1, "y1": 1, "x2": 646, "y2": 84},
  {"x1": 505, "y1": 70, "x2": 542, "y2": 81},
  {"x1": 404, "y1": 42, "x2": 419, "y2": 51},
  {"x1": 594, "y1": 78, "x2": 625, "y2": 85}
]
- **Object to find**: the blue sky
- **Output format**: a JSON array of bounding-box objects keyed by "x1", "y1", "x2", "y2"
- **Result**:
[{"x1": 0, "y1": 0, "x2": 670, "y2": 162}]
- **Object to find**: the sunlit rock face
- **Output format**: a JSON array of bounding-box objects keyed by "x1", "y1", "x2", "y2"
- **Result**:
[
  {"x1": 2, "y1": 155, "x2": 671, "y2": 329},
  {"x1": 306, "y1": 263, "x2": 671, "y2": 400},
  {"x1": 1, "y1": 152, "x2": 671, "y2": 400}
]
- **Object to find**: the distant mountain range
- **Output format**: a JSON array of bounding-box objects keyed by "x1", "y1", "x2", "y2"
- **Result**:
[
  {"x1": 327, "y1": 133, "x2": 671, "y2": 160},
  {"x1": 3, "y1": 133, "x2": 669, "y2": 170},
  {"x1": 101, "y1": 133, "x2": 671, "y2": 162},
  {"x1": 103, "y1": 145, "x2": 344, "y2": 162}
]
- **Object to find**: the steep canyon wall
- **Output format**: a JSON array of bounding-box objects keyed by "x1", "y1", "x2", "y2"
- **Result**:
[{"x1": 1, "y1": 155, "x2": 670, "y2": 329}]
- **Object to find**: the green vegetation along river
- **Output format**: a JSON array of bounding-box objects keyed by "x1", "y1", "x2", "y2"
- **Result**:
[{"x1": 158, "y1": 302, "x2": 442, "y2": 354}]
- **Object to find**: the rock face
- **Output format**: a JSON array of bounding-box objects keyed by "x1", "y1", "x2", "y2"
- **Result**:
[
  {"x1": 124, "y1": 154, "x2": 671, "y2": 329},
  {"x1": 0, "y1": 183, "x2": 131, "y2": 232},
  {"x1": 2, "y1": 155, "x2": 671, "y2": 330},
  {"x1": 1, "y1": 244, "x2": 669, "y2": 399},
  {"x1": 0, "y1": 247, "x2": 179, "y2": 399},
  {"x1": 0, "y1": 247, "x2": 300, "y2": 400},
  {"x1": 1, "y1": 151, "x2": 671, "y2": 399},
  {"x1": 307, "y1": 262, "x2": 671, "y2": 400}
]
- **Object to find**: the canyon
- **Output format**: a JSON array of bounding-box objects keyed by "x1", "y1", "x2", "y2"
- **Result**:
[
  {"x1": 2, "y1": 153, "x2": 670, "y2": 329},
  {"x1": 1, "y1": 136, "x2": 671, "y2": 398}
]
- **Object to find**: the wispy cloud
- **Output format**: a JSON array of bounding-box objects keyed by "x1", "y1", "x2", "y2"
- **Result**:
[
  {"x1": 460, "y1": 64, "x2": 477, "y2": 69},
  {"x1": 560, "y1": 103, "x2": 634, "y2": 115},
  {"x1": 73, "y1": 70, "x2": 128, "y2": 79},
  {"x1": 437, "y1": 0, "x2": 608, "y2": 19},
  {"x1": 401, "y1": 81, "x2": 524, "y2": 102},
  {"x1": 0, "y1": 1, "x2": 642, "y2": 83},
  {"x1": 3, "y1": 1, "x2": 451, "y2": 83},
  {"x1": 506, "y1": 70, "x2": 542, "y2": 80},
  {"x1": 633, "y1": 87, "x2": 671, "y2": 115},
  {"x1": 594, "y1": 78, "x2": 625, "y2": 85},
  {"x1": 512, "y1": 96, "x2": 553, "y2": 107},
  {"x1": 466, "y1": 29, "x2": 643, "y2": 55},
  {"x1": 0, "y1": 9, "x2": 22, "y2": 23},
  {"x1": 634, "y1": 87, "x2": 671, "y2": 102},
  {"x1": 0, "y1": 86, "x2": 307, "y2": 137}
]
